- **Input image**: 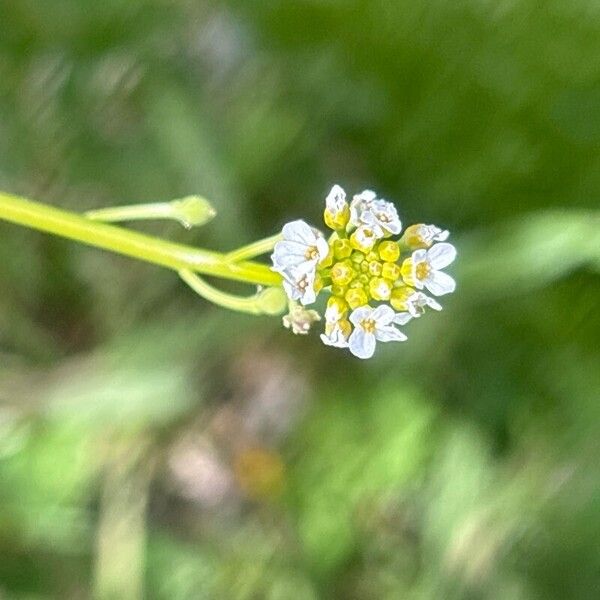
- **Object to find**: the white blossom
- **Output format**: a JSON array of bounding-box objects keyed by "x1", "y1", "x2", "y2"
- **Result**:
[
  {"x1": 320, "y1": 323, "x2": 350, "y2": 348},
  {"x1": 351, "y1": 224, "x2": 379, "y2": 250},
  {"x1": 349, "y1": 190, "x2": 377, "y2": 227},
  {"x1": 271, "y1": 219, "x2": 329, "y2": 274},
  {"x1": 350, "y1": 191, "x2": 401, "y2": 236},
  {"x1": 325, "y1": 185, "x2": 347, "y2": 215},
  {"x1": 281, "y1": 263, "x2": 318, "y2": 306},
  {"x1": 348, "y1": 305, "x2": 406, "y2": 359},
  {"x1": 403, "y1": 243, "x2": 456, "y2": 297},
  {"x1": 416, "y1": 224, "x2": 449, "y2": 245},
  {"x1": 393, "y1": 291, "x2": 442, "y2": 325}
]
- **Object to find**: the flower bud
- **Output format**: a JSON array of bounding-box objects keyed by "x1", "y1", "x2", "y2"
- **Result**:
[
  {"x1": 345, "y1": 287, "x2": 368, "y2": 309},
  {"x1": 333, "y1": 238, "x2": 353, "y2": 260},
  {"x1": 368, "y1": 260, "x2": 383, "y2": 277},
  {"x1": 378, "y1": 240, "x2": 400, "y2": 262},
  {"x1": 390, "y1": 285, "x2": 415, "y2": 312},
  {"x1": 401, "y1": 224, "x2": 449, "y2": 249},
  {"x1": 369, "y1": 277, "x2": 392, "y2": 301},
  {"x1": 324, "y1": 184, "x2": 351, "y2": 231},
  {"x1": 381, "y1": 261, "x2": 401, "y2": 281}
]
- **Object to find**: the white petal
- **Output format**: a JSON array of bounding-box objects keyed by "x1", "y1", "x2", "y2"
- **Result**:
[
  {"x1": 424, "y1": 270, "x2": 456, "y2": 296},
  {"x1": 316, "y1": 236, "x2": 330, "y2": 261},
  {"x1": 325, "y1": 185, "x2": 347, "y2": 212},
  {"x1": 282, "y1": 278, "x2": 301, "y2": 301},
  {"x1": 371, "y1": 304, "x2": 395, "y2": 325},
  {"x1": 393, "y1": 312, "x2": 413, "y2": 325},
  {"x1": 300, "y1": 287, "x2": 317, "y2": 305},
  {"x1": 348, "y1": 329, "x2": 376, "y2": 359},
  {"x1": 411, "y1": 249, "x2": 428, "y2": 264},
  {"x1": 349, "y1": 306, "x2": 372, "y2": 326},
  {"x1": 282, "y1": 220, "x2": 317, "y2": 245},
  {"x1": 375, "y1": 326, "x2": 407, "y2": 343},
  {"x1": 426, "y1": 296, "x2": 443, "y2": 311},
  {"x1": 324, "y1": 304, "x2": 342, "y2": 323},
  {"x1": 427, "y1": 242, "x2": 456, "y2": 270},
  {"x1": 320, "y1": 324, "x2": 349, "y2": 348},
  {"x1": 271, "y1": 241, "x2": 310, "y2": 270}
]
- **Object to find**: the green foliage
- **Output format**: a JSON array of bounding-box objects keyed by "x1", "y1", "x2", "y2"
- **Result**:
[{"x1": 1, "y1": 1, "x2": 599, "y2": 598}]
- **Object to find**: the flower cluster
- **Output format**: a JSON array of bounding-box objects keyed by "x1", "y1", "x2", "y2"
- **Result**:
[{"x1": 271, "y1": 185, "x2": 456, "y2": 359}]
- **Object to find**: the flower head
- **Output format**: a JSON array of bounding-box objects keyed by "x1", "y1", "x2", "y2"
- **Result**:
[{"x1": 272, "y1": 185, "x2": 457, "y2": 359}]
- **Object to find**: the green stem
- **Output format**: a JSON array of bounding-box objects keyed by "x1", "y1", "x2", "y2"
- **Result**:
[
  {"x1": 0, "y1": 191, "x2": 281, "y2": 287},
  {"x1": 85, "y1": 196, "x2": 216, "y2": 229},
  {"x1": 179, "y1": 270, "x2": 286, "y2": 315},
  {"x1": 224, "y1": 233, "x2": 282, "y2": 263}
]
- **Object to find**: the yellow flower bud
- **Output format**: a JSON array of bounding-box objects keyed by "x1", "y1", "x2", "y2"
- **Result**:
[
  {"x1": 327, "y1": 295, "x2": 348, "y2": 317},
  {"x1": 400, "y1": 258, "x2": 416, "y2": 286},
  {"x1": 351, "y1": 252, "x2": 365, "y2": 264},
  {"x1": 368, "y1": 260, "x2": 383, "y2": 277},
  {"x1": 378, "y1": 240, "x2": 400, "y2": 262},
  {"x1": 333, "y1": 238, "x2": 353, "y2": 260},
  {"x1": 345, "y1": 287, "x2": 369, "y2": 309},
  {"x1": 331, "y1": 260, "x2": 355, "y2": 286},
  {"x1": 358, "y1": 273, "x2": 370, "y2": 285},
  {"x1": 401, "y1": 224, "x2": 425, "y2": 249},
  {"x1": 337, "y1": 318, "x2": 352, "y2": 338},
  {"x1": 324, "y1": 205, "x2": 350, "y2": 231},
  {"x1": 319, "y1": 244, "x2": 334, "y2": 268},
  {"x1": 331, "y1": 284, "x2": 347, "y2": 297},
  {"x1": 381, "y1": 261, "x2": 401, "y2": 281},
  {"x1": 390, "y1": 285, "x2": 415, "y2": 311},
  {"x1": 369, "y1": 277, "x2": 392, "y2": 301},
  {"x1": 366, "y1": 250, "x2": 379, "y2": 262},
  {"x1": 314, "y1": 273, "x2": 324, "y2": 293}
]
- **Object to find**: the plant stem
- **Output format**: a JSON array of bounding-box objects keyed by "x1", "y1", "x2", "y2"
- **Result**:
[
  {"x1": 0, "y1": 191, "x2": 281, "y2": 287},
  {"x1": 224, "y1": 233, "x2": 282, "y2": 262},
  {"x1": 179, "y1": 270, "x2": 286, "y2": 315}
]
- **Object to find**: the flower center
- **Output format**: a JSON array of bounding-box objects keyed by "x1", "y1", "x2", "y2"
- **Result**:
[
  {"x1": 377, "y1": 212, "x2": 390, "y2": 223},
  {"x1": 297, "y1": 276, "x2": 310, "y2": 290},
  {"x1": 305, "y1": 246, "x2": 319, "y2": 261},
  {"x1": 360, "y1": 318, "x2": 376, "y2": 333},
  {"x1": 415, "y1": 261, "x2": 430, "y2": 280}
]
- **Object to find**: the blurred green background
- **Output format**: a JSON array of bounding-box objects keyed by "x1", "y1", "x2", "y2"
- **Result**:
[{"x1": 1, "y1": 1, "x2": 599, "y2": 598}]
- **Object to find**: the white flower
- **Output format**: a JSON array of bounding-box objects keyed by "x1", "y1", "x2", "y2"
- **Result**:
[
  {"x1": 271, "y1": 219, "x2": 329, "y2": 273},
  {"x1": 348, "y1": 305, "x2": 407, "y2": 359},
  {"x1": 402, "y1": 242, "x2": 456, "y2": 297},
  {"x1": 283, "y1": 303, "x2": 321, "y2": 335},
  {"x1": 349, "y1": 190, "x2": 377, "y2": 227},
  {"x1": 324, "y1": 185, "x2": 351, "y2": 230},
  {"x1": 350, "y1": 191, "x2": 402, "y2": 236},
  {"x1": 324, "y1": 302, "x2": 343, "y2": 324},
  {"x1": 393, "y1": 291, "x2": 442, "y2": 325},
  {"x1": 417, "y1": 224, "x2": 449, "y2": 245},
  {"x1": 281, "y1": 263, "x2": 318, "y2": 306},
  {"x1": 325, "y1": 184, "x2": 347, "y2": 215},
  {"x1": 320, "y1": 322, "x2": 350, "y2": 348},
  {"x1": 351, "y1": 224, "x2": 379, "y2": 251}
]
